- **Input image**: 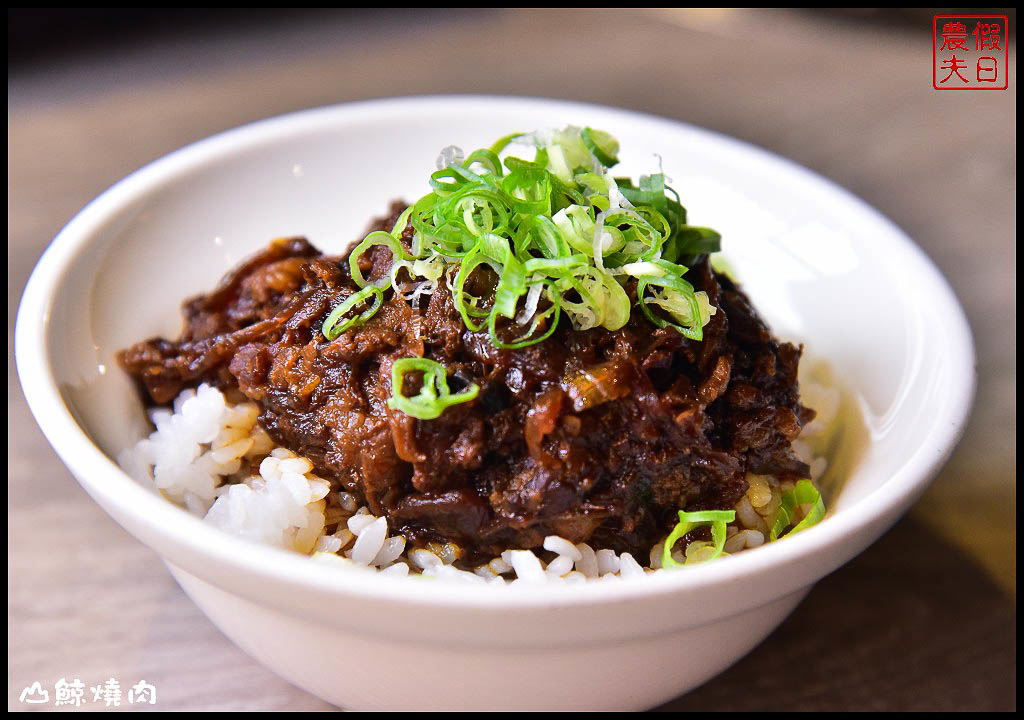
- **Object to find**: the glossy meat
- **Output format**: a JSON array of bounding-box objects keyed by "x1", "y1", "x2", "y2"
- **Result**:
[{"x1": 120, "y1": 202, "x2": 813, "y2": 558}]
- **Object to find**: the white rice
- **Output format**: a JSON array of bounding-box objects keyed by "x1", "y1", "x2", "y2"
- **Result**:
[{"x1": 121, "y1": 376, "x2": 836, "y2": 584}]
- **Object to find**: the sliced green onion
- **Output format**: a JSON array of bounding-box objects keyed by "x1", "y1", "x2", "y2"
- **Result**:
[
  {"x1": 662, "y1": 509, "x2": 736, "y2": 569},
  {"x1": 487, "y1": 284, "x2": 563, "y2": 350},
  {"x1": 322, "y1": 286, "x2": 384, "y2": 340},
  {"x1": 348, "y1": 230, "x2": 412, "y2": 289},
  {"x1": 327, "y1": 126, "x2": 723, "y2": 412},
  {"x1": 599, "y1": 271, "x2": 631, "y2": 330},
  {"x1": 464, "y1": 148, "x2": 504, "y2": 177},
  {"x1": 489, "y1": 132, "x2": 524, "y2": 155},
  {"x1": 387, "y1": 358, "x2": 479, "y2": 420},
  {"x1": 769, "y1": 480, "x2": 826, "y2": 542},
  {"x1": 452, "y1": 246, "x2": 496, "y2": 331},
  {"x1": 581, "y1": 127, "x2": 620, "y2": 167}
]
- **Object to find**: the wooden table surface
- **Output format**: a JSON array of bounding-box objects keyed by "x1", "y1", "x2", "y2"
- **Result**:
[{"x1": 9, "y1": 9, "x2": 1016, "y2": 711}]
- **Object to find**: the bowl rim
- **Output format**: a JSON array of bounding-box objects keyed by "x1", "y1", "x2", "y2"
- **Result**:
[{"x1": 15, "y1": 94, "x2": 977, "y2": 610}]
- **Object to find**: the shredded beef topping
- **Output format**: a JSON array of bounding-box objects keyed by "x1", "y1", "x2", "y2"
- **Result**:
[{"x1": 119, "y1": 202, "x2": 813, "y2": 559}]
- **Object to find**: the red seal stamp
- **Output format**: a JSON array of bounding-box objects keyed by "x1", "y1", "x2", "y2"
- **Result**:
[{"x1": 933, "y1": 14, "x2": 1009, "y2": 90}]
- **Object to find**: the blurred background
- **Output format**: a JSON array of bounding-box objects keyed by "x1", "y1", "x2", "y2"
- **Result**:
[{"x1": 9, "y1": 8, "x2": 1015, "y2": 711}]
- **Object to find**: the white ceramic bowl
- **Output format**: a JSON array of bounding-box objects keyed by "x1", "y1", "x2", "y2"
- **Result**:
[{"x1": 16, "y1": 96, "x2": 974, "y2": 711}]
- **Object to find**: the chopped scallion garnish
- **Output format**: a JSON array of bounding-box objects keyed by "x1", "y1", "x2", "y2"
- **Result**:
[
  {"x1": 387, "y1": 358, "x2": 479, "y2": 420},
  {"x1": 326, "y1": 126, "x2": 724, "y2": 417},
  {"x1": 329, "y1": 125, "x2": 721, "y2": 349},
  {"x1": 322, "y1": 286, "x2": 384, "y2": 340},
  {"x1": 769, "y1": 480, "x2": 826, "y2": 541},
  {"x1": 580, "y1": 127, "x2": 620, "y2": 167},
  {"x1": 661, "y1": 509, "x2": 736, "y2": 568},
  {"x1": 661, "y1": 481, "x2": 825, "y2": 567}
]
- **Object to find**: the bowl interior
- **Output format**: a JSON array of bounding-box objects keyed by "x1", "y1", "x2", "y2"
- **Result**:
[{"x1": 25, "y1": 97, "x2": 974, "y2": 601}]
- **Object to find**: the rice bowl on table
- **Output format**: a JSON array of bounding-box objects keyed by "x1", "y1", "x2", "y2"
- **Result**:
[{"x1": 15, "y1": 96, "x2": 974, "y2": 710}]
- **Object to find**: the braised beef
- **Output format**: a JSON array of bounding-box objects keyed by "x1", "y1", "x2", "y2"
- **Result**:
[{"x1": 119, "y1": 202, "x2": 813, "y2": 559}]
